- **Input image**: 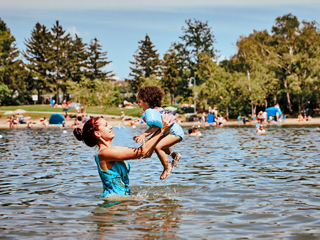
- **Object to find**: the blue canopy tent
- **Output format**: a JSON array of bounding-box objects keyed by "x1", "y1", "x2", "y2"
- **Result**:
[
  {"x1": 49, "y1": 114, "x2": 65, "y2": 125},
  {"x1": 207, "y1": 114, "x2": 215, "y2": 124},
  {"x1": 266, "y1": 107, "x2": 282, "y2": 118}
]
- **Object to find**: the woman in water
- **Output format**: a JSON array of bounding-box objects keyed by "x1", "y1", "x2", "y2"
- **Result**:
[{"x1": 73, "y1": 114, "x2": 173, "y2": 198}]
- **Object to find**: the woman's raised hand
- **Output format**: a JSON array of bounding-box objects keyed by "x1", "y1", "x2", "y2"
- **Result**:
[{"x1": 161, "y1": 113, "x2": 174, "y2": 130}]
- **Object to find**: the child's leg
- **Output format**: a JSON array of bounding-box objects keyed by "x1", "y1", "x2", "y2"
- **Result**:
[
  {"x1": 155, "y1": 135, "x2": 181, "y2": 180},
  {"x1": 163, "y1": 148, "x2": 180, "y2": 163}
]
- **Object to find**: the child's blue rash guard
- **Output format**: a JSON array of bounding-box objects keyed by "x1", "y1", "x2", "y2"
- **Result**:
[
  {"x1": 142, "y1": 108, "x2": 184, "y2": 140},
  {"x1": 95, "y1": 148, "x2": 131, "y2": 198}
]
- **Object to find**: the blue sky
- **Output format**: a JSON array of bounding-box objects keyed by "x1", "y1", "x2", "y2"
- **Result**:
[{"x1": 1, "y1": 0, "x2": 320, "y2": 79}]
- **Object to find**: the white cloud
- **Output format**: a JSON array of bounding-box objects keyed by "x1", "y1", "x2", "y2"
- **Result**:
[
  {"x1": 66, "y1": 26, "x2": 80, "y2": 37},
  {"x1": 216, "y1": 55, "x2": 227, "y2": 63},
  {"x1": 166, "y1": 26, "x2": 178, "y2": 32},
  {"x1": 102, "y1": 62, "x2": 118, "y2": 77},
  {"x1": 2, "y1": 0, "x2": 320, "y2": 10}
]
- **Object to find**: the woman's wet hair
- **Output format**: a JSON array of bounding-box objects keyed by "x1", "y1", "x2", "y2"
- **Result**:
[
  {"x1": 137, "y1": 86, "x2": 164, "y2": 108},
  {"x1": 188, "y1": 129, "x2": 193, "y2": 134},
  {"x1": 73, "y1": 117, "x2": 100, "y2": 147}
]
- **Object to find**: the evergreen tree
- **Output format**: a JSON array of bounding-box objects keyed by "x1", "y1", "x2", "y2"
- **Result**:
[
  {"x1": 87, "y1": 37, "x2": 114, "y2": 81},
  {"x1": 24, "y1": 22, "x2": 52, "y2": 103},
  {"x1": 162, "y1": 48, "x2": 182, "y2": 104},
  {"x1": 0, "y1": 18, "x2": 13, "y2": 82},
  {"x1": 66, "y1": 34, "x2": 88, "y2": 83},
  {"x1": 49, "y1": 21, "x2": 72, "y2": 103},
  {"x1": 127, "y1": 34, "x2": 161, "y2": 93},
  {"x1": 0, "y1": 18, "x2": 29, "y2": 105},
  {"x1": 0, "y1": 18, "x2": 19, "y2": 83}
]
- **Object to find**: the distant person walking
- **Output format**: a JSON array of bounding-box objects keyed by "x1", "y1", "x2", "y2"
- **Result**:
[
  {"x1": 120, "y1": 111, "x2": 125, "y2": 125},
  {"x1": 262, "y1": 110, "x2": 267, "y2": 124}
]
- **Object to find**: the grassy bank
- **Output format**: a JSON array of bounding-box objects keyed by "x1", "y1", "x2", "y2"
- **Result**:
[{"x1": 0, "y1": 105, "x2": 143, "y2": 118}]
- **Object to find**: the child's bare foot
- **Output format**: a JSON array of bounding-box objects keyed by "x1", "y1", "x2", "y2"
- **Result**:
[
  {"x1": 160, "y1": 167, "x2": 172, "y2": 180},
  {"x1": 172, "y1": 153, "x2": 181, "y2": 168}
]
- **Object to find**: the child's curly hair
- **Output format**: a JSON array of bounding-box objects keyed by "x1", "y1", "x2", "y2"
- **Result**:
[{"x1": 137, "y1": 86, "x2": 164, "y2": 108}]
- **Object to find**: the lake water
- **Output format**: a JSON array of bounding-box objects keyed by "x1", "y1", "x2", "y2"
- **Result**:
[{"x1": 1, "y1": 125, "x2": 320, "y2": 239}]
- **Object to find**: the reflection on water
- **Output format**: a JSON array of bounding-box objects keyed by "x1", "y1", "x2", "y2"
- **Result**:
[{"x1": 0, "y1": 125, "x2": 320, "y2": 239}]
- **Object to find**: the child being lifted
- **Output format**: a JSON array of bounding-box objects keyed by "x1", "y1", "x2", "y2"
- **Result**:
[{"x1": 133, "y1": 86, "x2": 184, "y2": 180}]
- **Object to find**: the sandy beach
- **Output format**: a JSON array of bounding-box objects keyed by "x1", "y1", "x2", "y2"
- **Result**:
[{"x1": 2, "y1": 115, "x2": 320, "y2": 129}]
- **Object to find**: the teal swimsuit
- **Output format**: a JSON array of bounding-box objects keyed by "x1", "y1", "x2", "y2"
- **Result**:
[{"x1": 95, "y1": 149, "x2": 131, "y2": 198}]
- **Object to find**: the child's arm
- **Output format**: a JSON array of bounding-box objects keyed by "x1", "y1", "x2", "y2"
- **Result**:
[{"x1": 133, "y1": 126, "x2": 159, "y2": 144}]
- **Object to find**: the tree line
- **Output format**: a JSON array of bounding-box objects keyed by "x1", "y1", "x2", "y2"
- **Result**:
[
  {"x1": 0, "y1": 19, "x2": 119, "y2": 108},
  {"x1": 127, "y1": 14, "x2": 320, "y2": 118},
  {"x1": 0, "y1": 14, "x2": 319, "y2": 118}
]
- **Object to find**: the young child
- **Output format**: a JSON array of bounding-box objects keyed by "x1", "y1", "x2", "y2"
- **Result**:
[{"x1": 133, "y1": 86, "x2": 184, "y2": 180}]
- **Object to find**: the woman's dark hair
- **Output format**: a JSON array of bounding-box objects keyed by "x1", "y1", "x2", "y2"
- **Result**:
[
  {"x1": 188, "y1": 129, "x2": 193, "y2": 134},
  {"x1": 73, "y1": 117, "x2": 101, "y2": 147},
  {"x1": 137, "y1": 86, "x2": 164, "y2": 108}
]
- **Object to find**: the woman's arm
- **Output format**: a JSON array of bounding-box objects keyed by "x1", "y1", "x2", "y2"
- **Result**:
[
  {"x1": 133, "y1": 126, "x2": 159, "y2": 144},
  {"x1": 100, "y1": 114, "x2": 173, "y2": 161}
]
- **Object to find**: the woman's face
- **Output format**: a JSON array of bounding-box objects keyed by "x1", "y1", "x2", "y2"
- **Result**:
[
  {"x1": 137, "y1": 96, "x2": 149, "y2": 111},
  {"x1": 96, "y1": 118, "x2": 114, "y2": 141}
]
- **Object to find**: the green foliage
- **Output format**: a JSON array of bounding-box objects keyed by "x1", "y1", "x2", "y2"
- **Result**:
[
  {"x1": 49, "y1": 21, "x2": 72, "y2": 102},
  {"x1": 2, "y1": 14, "x2": 320, "y2": 118},
  {"x1": 272, "y1": 13, "x2": 300, "y2": 39},
  {"x1": 24, "y1": 21, "x2": 115, "y2": 104},
  {"x1": 126, "y1": 34, "x2": 161, "y2": 93},
  {"x1": 197, "y1": 52, "x2": 237, "y2": 117},
  {"x1": 161, "y1": 48, "x2": 183, "y2": 104},
  {"x1": 176, "y1": 19, "x2": 216, "y2": 65},
  {"x1": 0, "y1": 84, "x2": 10, "y2": 104},
  {"x1": 24, "y1": 22, "x2": 52, "y2": 103},
  {"x1": 87, "y1": 37, "x2": 114, "y2": 80},
  {"x1": 0, "y1": 18, "x2": 31, "y2": 105},
  {"x1": 174, "y1": 19, "x2": 217, "y2": 86},
  {"x1": 66, "y1": 34, "x2": 88, "y2": 83},
  {"x1": 140, "y1": 74, "x2": 162, "y2": 88},
  {"x1": 66, "y1": 77, "x2": 121, "y2": 112}
]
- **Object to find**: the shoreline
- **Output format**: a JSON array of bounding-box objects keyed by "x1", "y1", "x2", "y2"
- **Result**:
[{"x1": 0, "y1": 117, "x2": 319, "y2": 129}]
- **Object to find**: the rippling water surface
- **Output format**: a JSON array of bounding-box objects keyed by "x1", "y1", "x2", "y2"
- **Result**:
[{"x1": 1, "y1": 125, "x2": 320, "y2": 239}]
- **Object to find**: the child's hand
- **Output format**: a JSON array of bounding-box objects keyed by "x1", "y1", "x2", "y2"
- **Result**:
[
  {"x1": 133, "y1": 134, "x2": 146, "y2": 144},
  {"x1": 161, "y1": 113, "x2": 174, "y2": 130}
]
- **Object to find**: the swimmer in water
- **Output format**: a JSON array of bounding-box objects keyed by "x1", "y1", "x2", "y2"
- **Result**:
[
  {"x1": 133, "y1": 86, "x2": 184, "y2": 180},
  {"x1": 188, "y1": 126, "x2": 202, "y2": 136},
  {"x1": 256, "y1": 124, "x2": 266, "y2": 134}
]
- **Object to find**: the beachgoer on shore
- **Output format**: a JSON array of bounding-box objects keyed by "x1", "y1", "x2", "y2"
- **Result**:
[
  {"x1": 73, "y1": 113, "x2": 174, "y2": 198},
  {"x1": 262, "y1": 110, "x2": 267, "y2": 123},
  {"x1": 120, "y1": 111, "x2": 125, "y2": 125},
  {"x1": 238, "y1": 114, "x2": 242, "y2": 124},
  {"x1": 218, "y1": 114, "x2": 224, "y2": 126},
  {"x1": 201, "y1": 112, "x2": 207, "y2": 127},
  {"x1": 134, "y1": 86, "x2": 184, "y2": 180},
  {"x1": 213, "y1": 105, "x2": 218, "y2": 118},
  {"x1": 42, "y1": 117, "x2": 48, "y2": 128},
  {"x1": 10, "y1": 115, "x2": 18, "y2": 129}
]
